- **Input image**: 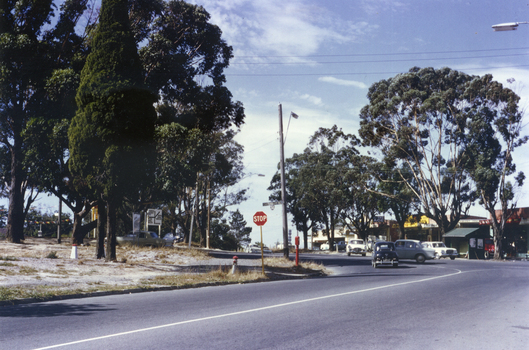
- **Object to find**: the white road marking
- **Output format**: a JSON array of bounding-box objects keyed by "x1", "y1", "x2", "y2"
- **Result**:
[{"x1": 34, "y1": 269, "x2": 463, "y2": 349}]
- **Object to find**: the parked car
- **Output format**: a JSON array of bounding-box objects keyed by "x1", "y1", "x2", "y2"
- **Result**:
[
  {"x1": 162, "y1": 233, "x2": 183, "y2": 246},
  {"x1": 372, "y1": 241, "x2": 399, "y2": 268},
  {"x1": 421, "y1": 241, "x2": 458, "y2": 260},
  {"x1": 246, "y1": 244, "x2": 271, "y2": 254},
  {"x1": 395, "y1": 239, "x2": 435, "y2": 263},
  {"x1": 116, "y1": 231, "x2": 165, "y2": 247},
  {"x1": 336, "y1": 241, "x2": 347, "y2": 251},
  {"x1": 320, "y1": 242, "x2": 330, "y2": 250},
  {"x1": 346, "y1": 239, "x2": 367, "y2": 256}
]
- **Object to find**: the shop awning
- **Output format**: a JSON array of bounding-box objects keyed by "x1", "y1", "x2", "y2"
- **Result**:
[{"x1": 443, "y1": 227, "x2": 480, "y2": 238}]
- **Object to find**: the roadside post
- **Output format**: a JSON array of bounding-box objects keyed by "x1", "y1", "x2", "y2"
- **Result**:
[
  {"x1": 253, "y1": 211, "x2": 267, "y2": 275},
  {"x1": 295, "y1": 236, "x2": 300, "y2": 266}
]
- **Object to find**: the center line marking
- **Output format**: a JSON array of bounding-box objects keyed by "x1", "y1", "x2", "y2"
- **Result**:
[{"x1": 34, "y1": 269, "x2": 463, "y2": 350}]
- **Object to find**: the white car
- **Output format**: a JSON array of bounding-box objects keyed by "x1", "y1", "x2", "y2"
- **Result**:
[
  {"x1": 346, "y1": 239, "x2": 367, "y2": 256},
  {"x1": 320, "y1": 242, "x2": 330, "y2": 250},
  {"x1": 421, "y1": 241, "x2": 458, "y2": 260},
  {"x1": 246, "y1": 244, "x2": 271, "y2": 254}
]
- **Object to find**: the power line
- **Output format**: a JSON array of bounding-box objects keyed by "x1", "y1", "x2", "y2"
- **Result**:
[
  {"x1": 233, "y1": 47, "x2": 529, "y2": 59},
  {"x1": 226, "y1": 64, "x2": 529, "y2": 77},
  {"x1": 231, "y1": 53, "x2": 529, "y2": 65}
]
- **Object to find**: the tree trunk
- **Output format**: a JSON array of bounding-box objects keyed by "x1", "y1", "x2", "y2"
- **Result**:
[
  {"x1": 97, "y1": 203, "x2": 107, "y2": 259},
  {"x1": 6, "y1": 126, "x2": 25, "y2": 243},
  {"x1": 105, "y1": 200, "x2": 117, "y2": 261},
  {"x1": 71, "y1": 210, "x2": 96, "y2": 246}
]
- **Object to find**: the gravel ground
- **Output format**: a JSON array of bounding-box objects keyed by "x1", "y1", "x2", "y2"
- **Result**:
[{"x1": 0, "y1": 238, "x2": 262, "y2": 293}]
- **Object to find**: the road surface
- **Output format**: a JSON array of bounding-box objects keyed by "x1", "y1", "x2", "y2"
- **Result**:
[{"x1": 1, "y1": 253, "x2": 528, "y2": 349}]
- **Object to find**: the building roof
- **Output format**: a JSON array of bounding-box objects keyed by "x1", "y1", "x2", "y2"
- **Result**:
[{"x1": 443, "y1": 227, "x2": 481, "y2": 238}]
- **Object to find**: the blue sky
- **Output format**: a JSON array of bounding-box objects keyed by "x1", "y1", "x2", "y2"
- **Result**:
[
  {"x1": 8, "y1": 0, "x2": 529, "y2": 248},
  {"x1": 187, "y1": 0, "x2": 529, "y2": 246}
]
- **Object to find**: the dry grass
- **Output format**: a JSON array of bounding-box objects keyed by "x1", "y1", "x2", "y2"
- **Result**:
[
  {"x1": 0, "y1": 238, "x2": 326, "y2": 303},
  {"x1": 143, "y1": 266, "x2": 268, "y2": 288}
]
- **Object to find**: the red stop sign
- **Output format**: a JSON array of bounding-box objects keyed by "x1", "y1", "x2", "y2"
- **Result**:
[{"x1": 253, "y1": 211, "x2": 267, "y2": 226}]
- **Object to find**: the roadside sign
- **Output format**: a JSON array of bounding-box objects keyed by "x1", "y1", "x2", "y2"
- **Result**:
[{"x1": 253, "y1": 211, "x2": 267, "y2": 226}]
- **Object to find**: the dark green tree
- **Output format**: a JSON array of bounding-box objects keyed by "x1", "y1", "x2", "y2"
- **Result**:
[
  {"x1": 461, "y1": 77, "x2": 527, "y2": 259},
  {"x1": 359, "y1": 67, "x2": 479, "y2": 236},
  {"x1": 68, "y1": 0, "x2": 157, "y2": 261},
  {"x1": 0, "y1": 0, "x2": 90, "y2": 243},
  {"x1": 340, "y1": 155, "x2": 381, "y2": 241},
  {"x1": 374, "y1": 163, "x2": 419, "y2": 238},
  {"x1": 228, "y1": 209, "x2": 252, "y2": 249}
]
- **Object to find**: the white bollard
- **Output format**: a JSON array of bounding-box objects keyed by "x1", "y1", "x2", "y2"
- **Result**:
[
  {"x1": 70, "y1": 244, "x2": 78, "y2": 259},
  {"x1": 231, "y1": 256, "x2": 238, "y2": 274}
]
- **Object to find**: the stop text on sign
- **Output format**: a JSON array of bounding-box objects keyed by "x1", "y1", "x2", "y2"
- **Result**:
[{"x1": 253, "y1": 211, "x2": 267, "y2": 226}]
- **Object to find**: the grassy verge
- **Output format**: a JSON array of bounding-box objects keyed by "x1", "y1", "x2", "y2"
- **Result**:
[{"x1": 0, "y1": 251, "x2": 326, "y2": 303}]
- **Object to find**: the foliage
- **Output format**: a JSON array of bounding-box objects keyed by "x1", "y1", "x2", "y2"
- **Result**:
[
  {"x1": 68, "y1": 0, "x2": 158, "y2": 260},
  {"x1": 460, "y1": 77, "x2": 527, "y2": 259},
  {"x1": 359, "y1": 67, "x2": 480, "y2": 235}
]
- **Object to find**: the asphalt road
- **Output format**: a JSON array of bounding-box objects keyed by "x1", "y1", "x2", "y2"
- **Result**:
[{"x1": 2, "y1": 253, "x2": 528, "y2": 350}]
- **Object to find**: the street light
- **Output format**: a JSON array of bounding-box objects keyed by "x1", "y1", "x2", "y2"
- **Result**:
[
  {"x1": 278, "y1": 104, "x2": 298, "y2": 258},
  {"x1": 492, "y1": 22, "x2": 529, "y2": 31}
]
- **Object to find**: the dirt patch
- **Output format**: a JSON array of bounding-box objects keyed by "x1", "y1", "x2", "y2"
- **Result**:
[{"x1": 0, "y1": 238, "x2": 214, "y2": 295}]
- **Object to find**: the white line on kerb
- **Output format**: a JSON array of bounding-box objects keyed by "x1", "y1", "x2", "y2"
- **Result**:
[{"x1": 34, "y1": 269, "x2": 463, "y2": 350}]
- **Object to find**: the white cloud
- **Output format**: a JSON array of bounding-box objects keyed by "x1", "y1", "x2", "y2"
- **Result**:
[
  {"x1": 190, "y1": 0, "x2": 376, "y2": 64},
  {"x1": 300, "y1": 93, "x2": 323, "y2": 106},
  {"x1": 319, "y1": 76, "x2": 368, "y2": 89}
]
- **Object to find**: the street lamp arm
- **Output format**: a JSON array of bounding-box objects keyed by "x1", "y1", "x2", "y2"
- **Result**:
[{"x1": 492, "y1": 22, "x2": 529, "y2": 31}]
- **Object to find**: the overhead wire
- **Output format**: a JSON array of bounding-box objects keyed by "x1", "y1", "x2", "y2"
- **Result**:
[{"x1": 227, "y1": 47, "x2": 529, "y2": 76}]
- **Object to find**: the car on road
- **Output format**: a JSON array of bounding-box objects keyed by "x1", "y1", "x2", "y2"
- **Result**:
[
  {"x1": 421, "y1": 241, "x2": 458, "y2": 260},
  {"x1": 246, "y1": 244, "x2": 272, "y2": 254},
  {"x1": 395, "y1": 239, "x2": 435, "y2": 263},
  {"x1": 372, "y1": 241, "x2": 399, "y2": 268},
  {"x1": 346, "y1": 239, "x2": 367, "y2": 256},
  {"x1": 162, "y1": 233, "x2": 183, "y2": 246},
  {"x1": 116, "y1": 231, "x2": 165, "y2": 247},
  {"x1": 321, "y1": 241, "x2": 346, "y2": 251},
  {"x1": 336, "y1": 241, "x2": 346, "y2": 251}
]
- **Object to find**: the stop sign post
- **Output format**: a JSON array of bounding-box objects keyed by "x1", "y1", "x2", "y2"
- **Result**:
[{"x1": 253, "y1": 211, "x2": 267, "y2": 274}]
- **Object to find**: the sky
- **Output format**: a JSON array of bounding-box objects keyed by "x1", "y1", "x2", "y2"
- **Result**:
[
  {"x1": 7, "y1": 0, "x2": 529, "y2": 248},
  {"x1": 185, "y1": 0, "x2": 529, "y2": 247}
]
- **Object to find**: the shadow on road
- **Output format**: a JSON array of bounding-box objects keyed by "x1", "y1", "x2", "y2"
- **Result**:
[{"x1": 0, "y1": 302, "x2": 116, "y2": 318}]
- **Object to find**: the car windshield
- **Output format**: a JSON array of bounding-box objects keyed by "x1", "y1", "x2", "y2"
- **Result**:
[
  {"x1": 350, "y1": 240, "x2": 363, "y2": 244},
  {"x1": 432, "y1": 242, "x2": 446, "y2": 248},
  {"x1": 377, "y1": 243, "x2": 394, "y2": 251}
]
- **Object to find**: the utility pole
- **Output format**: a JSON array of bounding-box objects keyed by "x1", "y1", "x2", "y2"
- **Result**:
[{"x1": 279, "y1": 104, "x2": 289, "y2": 258}]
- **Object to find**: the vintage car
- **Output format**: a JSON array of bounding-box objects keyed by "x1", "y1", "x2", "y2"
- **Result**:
[
  {"x1": 346, "y1": 239, "x2": 367, "y2": 256},
  {"x1": 372, "y1": 241, "x2": 399, "y2": 268},
  {"x1": 246, "y1": 244, "x2": 272, "y2": 254},
  {"x1": 395, "y1": 239, "x2": 435, "y2": 263},
  {"x1": 320, "y1": 241, "x2": 346, "y2": 251},
  {"x1": 116, "y1": 231, "x2": 165, "y2": 247},
  {"x1": 421, "y1": 241, "x2": 458, "y2": 260}
]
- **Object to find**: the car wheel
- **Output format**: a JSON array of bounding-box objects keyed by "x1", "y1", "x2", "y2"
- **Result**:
[
  {"x1": 373, "y1": 262, "x2": 378, "y2": 268},
  {"x1": 362, "y1": 253, "x2": 366, "y2": 257},
  {"x1": 347, "y1": 252, "x2": 351, "y2": 256},
  {"x1": 484, "y1": 251, "x2": 490, "y2": 259},
  {"x1": 392, "y1": 262, "x2": 398, "y2": 268},
  {"x1": 415, "y1": 254, "x2": 426, "y2": 263},
  {"x1": 450, "y1": 256, "x2": 455, "y2": 260}
]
